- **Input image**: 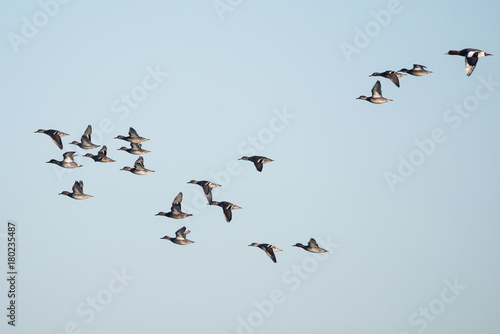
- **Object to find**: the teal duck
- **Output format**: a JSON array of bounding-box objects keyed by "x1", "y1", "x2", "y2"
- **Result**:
[
  {"x1": 187, "y1": 180, "x2": 221, "y2": 204},
  {"x1": 47, "y1": 151, "x2": 82, "y2": 168},
  {"x1": 155, "y1": 192, "x2": 192, "y2": 219},
  {"x1": 239, "y1": 156, "x2": 273, "y2": 172},
  {"x1": 161, "y1": 226, "x2": 194, "y2": 245},
  {"x1": 210, "y1": 201, "x2": 241, "y2": 222},
  {"x1": 115, "y1": 127, "x2": 149, "y2": 144},
  {"x1": 249, "y1": 243, "x2": 282, "y2": 263},
  {"x1": 447, "y1": 49, "x2": 492, "y2": 76},
  {"x1": 293, "y1": 238, "x2": 328, "y2": 253},
  {"x1": 120, "y1": 156, "x2": 154, "y2": 175},
  {"x1": 83, "y1": 146, "x2": 115, "y2": 163},
  {"x1": 35, "y1": 129, "x2": 69, "y2": 150},
  {"x1": 59, "y1": 180, "x2": 92, "y2": 200},
  {"x1": 70, "y1": 125, "x2": 100, "y2": 149},
  {"x1": 117, "y1": 142, "x2": 150, "y2": 155},
  {"x1": 357, "y1": 80, "x2": 392, "y2": 104},
  {"x1": 398, "y1": 64, "x2": 432, "y2": 76},
  {"x1": 369, "y1": 70, "x2": 406, "y2": 87}
]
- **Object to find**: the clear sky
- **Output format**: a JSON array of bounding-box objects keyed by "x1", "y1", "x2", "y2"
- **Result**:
[{"x1": 1, "y1": 1, "x2": 500, "y2": 333}]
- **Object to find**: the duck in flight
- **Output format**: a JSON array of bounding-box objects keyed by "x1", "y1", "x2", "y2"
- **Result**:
[
  {"x1": 447, "y1": 48, "x2": 492, "y2": 76},
  {"x1": 120, "y1": 156, "x2": 154, "y2": 175},
  {"x1": 187, "y1": 180, "x2": 221, "y2": 204},
  {"x1": 248, "y1": 243, "x2": 282, "y2": 263},
  {"x1": 70, "y1": 125, "x2": 100, "y2": 149},
  {"x1": 47, "y1": 151, "x2": 82, "y2": 168},
  {"x1": 59, "y1": 180, "x2": 92, "y2": 200},
  {"x1": 117, "y1": 142, "x2": 150, "y2": 155},
  {"x1": 83, "y1": 146, "x2": 115, "y2": 163},
  {"x1": 239, "y1": 156, "x2": 273, "y2": 172},
  {"x1": 398, "y1": 64, "x2": 432, "y2": 76},
  {"x1": 293, "y1": 238, "x2": 328, "y2": 253},
  {"x1": 369, "y1": 70, "x2": 406, "y2": 87},
  {"x1": 161, "y1": 226, "x2": 194, "y2": 245},
  {"x1": 155, "y1": 192, "x2": 192, "y2": 219},
  {"x1": 210, "y1": 201, "x2": 241, "y2": 222},
  {"x1": 115, "y1": 127, "x2": 149, "y2": 144},
  {"x1": 35, "y1": 129, "x2": 69, "y2": 150},
  {"x1": 357, "y1": 80, "x2": 392, "y2": 104}
]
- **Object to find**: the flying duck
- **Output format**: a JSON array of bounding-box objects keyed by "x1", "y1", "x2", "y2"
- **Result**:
[
  {"x1": 83, "y1": 146, "x2": 115, "y2": 163},
  {"x1": 161, "y1": 226, "x2": 194, "y2": 245},
  {"x1": 447, "y1": 48, "x2": 492, "y2": 76},
  {"x1": 357, "y1": 80, "x2": 392, "y2": 104},
  {"x1": 155, "y1": 192, "x2": 192, "y2": 219},
  {"x1": 120, "y1": 156, "x2": 154, "y2": 175},
  {"x1": 210, "y1": 201, "x2": 241, "y2": 222},
  {"x1": 187, "y1": 180, "x2": 221, "y2": 204},
  {"x1": 69, "y1": 125, "x2": 100, "y2": 149},
  {"x1": 59, "y1": 180, "x2": 92, "y2": 200},
  {"x1": 239, "y1": 156, "x2": 274, "y2": 172},
  {"x1": 249, "y1": 243, "x2": 282, "y2": 263},
  {"x1": 35, "y1": 129, "x2": 69, "y2": 150},
  {"x1": 115, "y1": 127, "x2": 149, "y2": 144},
  {"x1": 47, "y1": 151, "x2": 82, "y2": 168}
]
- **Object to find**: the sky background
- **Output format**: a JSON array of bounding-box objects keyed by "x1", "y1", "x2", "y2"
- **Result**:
[{"x1": 2, "y1": 1, "x2": 500, "y2": 333}]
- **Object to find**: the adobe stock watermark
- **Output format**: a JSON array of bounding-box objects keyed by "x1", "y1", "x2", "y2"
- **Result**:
[
  {"x1": 7, "y1": 0, "x2": 73, "y2": 54},
  {"x1": 52, "y1": 64, "x2": 169, "y2": 183},
  {"x1": 223, "y1": 236, "x2": 340, "y2": 334},
  {"x1": 48, "y1": 268, "x2": 134, "y2": 334},
  {"x1": 213, "y1": 0, "x2": 243, "y2": 21},
  {"x1": 385, "y1": 74, "x2": 500, "y2": 192},
  {"x1": 398, "y1": 277, "x2": 467, "y2": 334},
  {"x1": 339, "y1": 0, "x2": 405, "y2": 64},
  {"x1": 182, "y1": 106, "x2": 296, "y2": 215}
]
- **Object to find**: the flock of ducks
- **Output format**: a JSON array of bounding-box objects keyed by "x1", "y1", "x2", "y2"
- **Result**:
[
  {"x1": 36, "y1": 126, "x2": 323, "y2": 263},
  {"x1": 35, "y1": 48, "x2": 492, "y2": 263},
  {"x1": 357, "y1": 48, "x2": 492, "y2": 104}
]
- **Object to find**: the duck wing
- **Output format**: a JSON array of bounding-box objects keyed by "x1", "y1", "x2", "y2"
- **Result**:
[
  {"x1": 72, "y1": 180, "x2": 84, "y2": 194},
  {"x1": 175, "y1": 226, "x2": 189, "y2": 240},
  {"x1": 131, "y1": 142, "x2": 142, "y2": 149},
  {"x1": 97, "y1": 146, "x2": 107, "y2": 157},
  {"x1": 222, "y1": 205, "x2": 232, "y2": 222},
  {"x1": 81, "y1": 125, "x2": 92, "y2": 145},
  {"x1": 62, "y1": 151, "x2": 76, "y2": 162},
  {"x1": 205, "y1": 190, "x2": 213, "y2": 205},
  {"x1": 49, "y1": 131, "x2": 64, "y2": 149},
  {"x1": 171, "y1": 192, "x2": 183, "y2": 214},
  {"x1": 387, "y1": 71, "x2": 400, "y2": 87},
  {"x1": 308, "y1": 238, "x2": 319, "y2": 248},
  {"x1": 465, "y1": 55, "x2": 478, "y2": 76},
  {"x1": 129, "y1": 127, "x2": 140, "y2": 138},
  {"x1": 371, "y1": 80, "x2": 383, "y2": 98},
  {"x1": 134, "y1": 156, "x2": 145, "y2": 170},
  {"x1": 263, "y1": 244, "x2": 277, "y2": 263}
]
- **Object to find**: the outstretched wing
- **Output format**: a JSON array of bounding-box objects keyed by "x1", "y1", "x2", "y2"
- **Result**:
[
  {"x1": 465, "y1": 56, "x2": 478, "y2": 76},
  {"x1": 97, "y1": 146, "x2": 107, "y2": 157},
  {"x1": 72, "y1": 180, "x2": 84, "y2": 194},
  {"x1": 129, "y1": 127, "x2": 139, "y2": 138},
  {"x1": 264, "y1": 245, "x2": 277, "y2": 263},
  {"x1": 171, "y1": 192, "x2": 183, "y2": 214},
  {"x1": 175, "y1": 226, "x2": 188, "y2": 240},
  {"x1": 223, "y1": 206, "x2": 232, "y2": 222},
  {"x1": 62, "y1": 151, "x2": 76, "y2": 162},
  {"x1": 308, "y1": 238, "x2": 319, "y2": 248},
  {"x1": 134, "y1": 156, "x2": 145, "y2": 170},
  {"x1": 371, "y1": 80, "x2": 382, "y2": 98}
]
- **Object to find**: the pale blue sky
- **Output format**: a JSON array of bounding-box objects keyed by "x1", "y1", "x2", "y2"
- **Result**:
[{"x1": 2, "y1": 1, "x2": 500, "y2": 333}]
